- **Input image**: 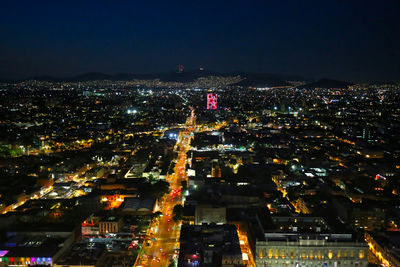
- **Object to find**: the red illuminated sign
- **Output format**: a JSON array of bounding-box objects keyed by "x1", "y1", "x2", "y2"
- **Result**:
[{"x1": 207, "y1": 93, "x2": 217, "y2": 110}]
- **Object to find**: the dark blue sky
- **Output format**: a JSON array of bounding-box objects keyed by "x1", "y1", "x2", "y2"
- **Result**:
[{"x1": 1, "y1": 0, "x2": 399, "y2": 82}]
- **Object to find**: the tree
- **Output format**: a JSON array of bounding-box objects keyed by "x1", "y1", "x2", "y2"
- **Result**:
[
  {"x1": 168, "y1": 259, "x2": 176, "y2": 267},
  {"x1": 152, "y1": 180, "x2": 170, "y2": 198},
  {"x1": 148, "y1": 174, "x2": 156, "y2": 184},
  {"x1": 139, "y1": 180, "x2": 169, "y2": 199},
  {"x1": 172, "y1": 204, "x2": 184, "y2": 222},
  {"x1": 152, "y1": 211, "x2": 163, "y2": 219}
]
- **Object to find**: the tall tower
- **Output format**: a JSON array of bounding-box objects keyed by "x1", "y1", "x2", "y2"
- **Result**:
[
  {"x1": 207, "y1": 93, "x2": 217, "y2": 110},
  {"x1": 177, "y1": 64, "x2": 184, "y2": 73}
]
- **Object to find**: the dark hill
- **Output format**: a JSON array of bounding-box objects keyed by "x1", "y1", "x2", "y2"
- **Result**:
[
  {"x1": 299, "y1": 78, "x2": 353, "y2": 89},
  {"x1": 231, "y1": 72, "x2": 290, "y2": 87}
]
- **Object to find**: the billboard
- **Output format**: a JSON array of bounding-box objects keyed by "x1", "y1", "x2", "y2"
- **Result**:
[{"x1": 207, "y1": 93, "x2": 217, "y2": 110}]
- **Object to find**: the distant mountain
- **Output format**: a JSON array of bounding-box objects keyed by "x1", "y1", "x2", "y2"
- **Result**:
[
  {"x1": 160, "y1": 69, "x2": 220, "y2": 83},
  {"x1": 29, "y1": 72, "x2": 142, "y2": 82},
  {"x1": 298, "y1": 78, "x2": 353, "y2": 89},
  {"x1": 229, "y1": 72, "x2": 291, "y2": 87},
  {"x1": 1, "y1": 70, "x2": 311, "y2": 87}
]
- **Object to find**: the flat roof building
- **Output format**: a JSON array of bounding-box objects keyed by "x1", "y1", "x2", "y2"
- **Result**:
[
  {"x1": 255, "y1": 216, "x2": 368, "y2": 267},
  {"x1": 178, "y1": 224, "x2": 244, "y2": 267}
]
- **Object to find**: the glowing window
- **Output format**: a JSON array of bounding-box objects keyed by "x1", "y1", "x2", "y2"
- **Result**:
[
  {"x1": 359, "y1": 250, "x2": 365, "y2": 259},
  {"x1": 268, "y1": 249, "x2": 273, "y2": 258},
  {"x1": 328, "y1": 250, "x2": 333, "y2": 259}
]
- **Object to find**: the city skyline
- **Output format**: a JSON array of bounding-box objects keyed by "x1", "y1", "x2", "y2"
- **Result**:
[{"x1": 1, "y1": 1, "x2": 400, "y2": 267}]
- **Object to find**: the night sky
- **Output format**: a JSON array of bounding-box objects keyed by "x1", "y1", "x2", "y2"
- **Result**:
[{"x1": 1, "y1": 0, "x2": 399, "y2": 82}]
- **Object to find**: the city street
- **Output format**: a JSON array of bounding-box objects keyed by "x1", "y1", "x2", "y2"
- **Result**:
[{"x1": 135, "y1": 111, "x2": 195, "y2": 267}]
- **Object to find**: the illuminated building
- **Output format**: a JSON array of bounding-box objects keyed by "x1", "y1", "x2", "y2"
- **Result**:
[
  {"x1": 81, "y1": 215, "x2": 100, "y2": 236},
  {"x1": 120, "y1": 197, "x2": 157, "y2": 215},
  {"x1": 194, "y1": 205, "x2": 226, "y2": 225},
  {"x1": 365, "y1": 232, "x2": 400, "y2": 267},
  {"x1": 255, "y1": 217, "x2": 368, "y2": 267},
  {"x1": 0, "y1": 233, "x2": 73, "y2": 267},
  {"x1": 124, "y1": 163, "x2": 147, "y2": 178},
  {"x1": 99, "y1": 216, "x2": 123, "y2": 234},
  {"x1": 207, "y1": 93, "x2": 218, "y2": 110}
]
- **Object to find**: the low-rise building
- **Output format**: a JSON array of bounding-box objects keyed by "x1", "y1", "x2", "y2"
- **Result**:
[
  {"x1": 0, "y1": 232, "x2": 73, "y2": 267},
  {"x1": 195, "y1": 205, "x2": 226, "y2": 225},
  {"x1": 178, "y1": 224, "x2": 244, "y2": 267},
  {"x1": 120, "y1": 197, "x2": 157, "y2": 215},
  {"x1": 98, "y1": 216, "x2": 123, "y2": 234},
  {"x1": 53, "y1": 242, "x2": 107, "y2": 267},
  {"x1": 255, "y1": 216, "x2": 368, "y2": 267}
]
